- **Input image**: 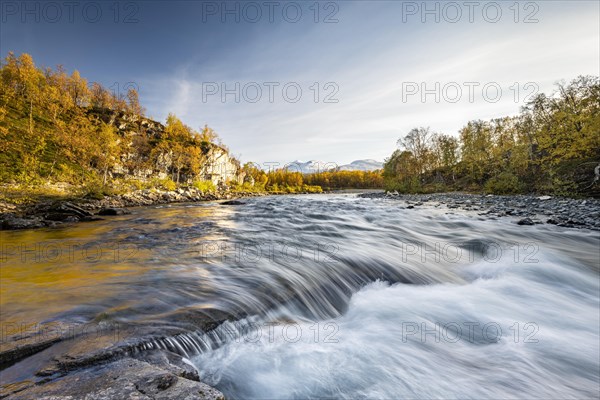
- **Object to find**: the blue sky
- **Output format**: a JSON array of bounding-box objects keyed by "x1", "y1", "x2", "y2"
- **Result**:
[{"x1": 1, "y1": 1, "x2": 598, "y2": 166}]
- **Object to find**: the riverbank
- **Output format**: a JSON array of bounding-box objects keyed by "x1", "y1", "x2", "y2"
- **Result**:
[
  {"x1": 0, "y1": 187, "x2": 267, "y2": 230},
  {"x1": 359, "y1": 191, "x2": 600, "y2": 231},
  {"x1": 3, "y1": 189, "x2": 599, "y2": 231}
]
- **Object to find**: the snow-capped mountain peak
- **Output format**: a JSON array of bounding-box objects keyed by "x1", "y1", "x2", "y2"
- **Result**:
[
  {"x1": 338, "y1": 159, "x2": 383, "y2": 171},
  {"x1": 284, "y1": 159, "x2": 383, "y2": 173}
]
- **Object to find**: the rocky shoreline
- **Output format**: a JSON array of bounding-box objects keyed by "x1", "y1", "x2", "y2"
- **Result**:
[
  {"x1": 3, "y1": 189, "x2": 599, "y2": 232},
  {"x1": 0, "y1": 187, "x2": 266, "y2": 231},
  {"x1": 359, "y1": 192, "x2": 600, "y2": 231}
]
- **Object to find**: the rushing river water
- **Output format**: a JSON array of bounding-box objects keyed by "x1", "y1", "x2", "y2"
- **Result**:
[{"x1": 1, "y1": 194, "x2": 599, "y2": 399}]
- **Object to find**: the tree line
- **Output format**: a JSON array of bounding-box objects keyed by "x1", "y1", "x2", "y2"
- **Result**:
[
  {"x1": 240, "y1": 164, "x2": 383, "y2": 193},
  {"x1": 0, "y1": 52, "x2": 226, "y2": 194},
  {"x1": 383, "y1": 76, "x2": 599, "y2": 196}
]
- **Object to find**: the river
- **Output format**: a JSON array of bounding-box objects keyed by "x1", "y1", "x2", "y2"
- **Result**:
[{"x1": 1, "y1": 194, "x2": 599, "y2": 398}]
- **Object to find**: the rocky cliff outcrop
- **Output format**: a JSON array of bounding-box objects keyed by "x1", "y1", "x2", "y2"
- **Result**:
[{"x1": 91, "y1": 109, "x2": 244, "y2": 186}]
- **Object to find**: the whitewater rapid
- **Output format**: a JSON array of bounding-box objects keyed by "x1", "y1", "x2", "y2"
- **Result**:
[{"x1": 192, "y1": 248, "x2": 599, "y2": 399}]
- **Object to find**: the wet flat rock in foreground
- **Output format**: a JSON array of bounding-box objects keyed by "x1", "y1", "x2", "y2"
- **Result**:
[{"x1": 5, "y1": 356, "x2": 224, "y2": 400}]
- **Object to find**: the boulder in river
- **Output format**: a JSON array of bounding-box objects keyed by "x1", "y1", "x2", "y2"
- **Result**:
[
  {"x1": 98, "y1": 207, "x2": 131, "y2": 216},
  {"x1": 221, "y1": 200, "x2": 245, "y2": 205},
  {"x1": 81, "y1": 216, "x2": 105, "y2": 222},
  {"x1": 517, "y1": 217, "x2": 535, "y2": 225}
]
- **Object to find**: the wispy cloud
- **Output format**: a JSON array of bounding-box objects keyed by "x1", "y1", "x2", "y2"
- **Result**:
[{"x1": 139, "y1": 1, "x2": 599, "y2": 165}]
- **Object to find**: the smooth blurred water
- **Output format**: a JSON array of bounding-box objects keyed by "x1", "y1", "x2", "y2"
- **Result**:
[
  {"x1": 193, "y1": 252, "x2": 599, "y2": 399},
  {"x1": 1, "y1": 194, "x2": 599, "y2": 398}
]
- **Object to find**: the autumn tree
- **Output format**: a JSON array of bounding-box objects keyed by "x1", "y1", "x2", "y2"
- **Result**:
[
  {"x1": 525, "y1": 75, "x2": 600, "y2": 165},
  {"x1": 93, "y1": 124, "x2": 120, "y2": 185},
  {"x1": 398, "y1": 127, "x2": 433, "y2": 175},
  {"x1": 198, "y1": 124, "x2": 219, "y2": 143},
  {"x1": 458, "y1": 120, "x2": 494, "y2": 184},
  {"x1": 90, "y1": 82, "x2": 113, "y2": 109},
  {"x1": 431, "y1": 133, "x2": 459, "y2": 171},
  {"x1": 126, "y1": 87, "x2": 144, "y2": 116},
  {"x1": 69, "y1": 70, "x2": 89, "y2": 107}
]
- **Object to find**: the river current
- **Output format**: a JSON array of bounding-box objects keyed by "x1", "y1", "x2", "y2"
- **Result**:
[{"x1": 1, "y1": 194, "x2": 599, "y2": 398}]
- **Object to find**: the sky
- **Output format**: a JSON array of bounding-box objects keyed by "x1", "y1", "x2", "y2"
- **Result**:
[{"x1": 1, "y1": 0, "x2": 599, "y2": 167}]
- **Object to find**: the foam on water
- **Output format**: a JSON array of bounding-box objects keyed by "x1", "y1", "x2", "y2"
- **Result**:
[{"x1": 192, "y1": 249, "x2": 600, "y2": 399}]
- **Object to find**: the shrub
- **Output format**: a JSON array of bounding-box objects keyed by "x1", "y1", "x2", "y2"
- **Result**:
[
  {"x1": 484, "y1": 172, "x2": 523, "y2": 194},
  {"x1": 235, "y1": 182, "x2": 264, "y2": 193},
  {"x1": 150, "y1": 177, "x2": 177, "y2": 191},
  {"x1": 302, "y1": 185, "x2": 323, "y2": 193},
  {"x1": 125, "y1": 178, "x2": 146, "y2": 191},
  {"x1": 82, "y1": 183, "x2": 106, "y2": 199},
  {"x1": 192, "y1": 180, "x2": 216, "y2": 193},
  {"x1": 384, "y1": 176, "x2": 422, "y2": 193}
]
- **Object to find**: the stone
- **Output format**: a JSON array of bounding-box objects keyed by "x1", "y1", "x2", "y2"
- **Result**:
[
  {"x1": 98, "y1": 208, "x2": 130, "y2": 216},
  {"x1": 357, "y1": 192, "x2": 600, "y2": 231},
  {"x1": 517, "y1": 218, "x2": 535, "y2": 225},
  {"x1": 8, "y1": 358, "x2": 224, "y2": 400},
  {"x1": 1, "y1": 216, "x2": 45, "y2": 230},
  {"x1": 538, "y1": 195, "x2": 552, "y2": 200},
  {"x1": 44, "y1": 212, "x2": 80, "y2": 222},
  {"x1": 221, "y1": 200, "x2": 245, "y2": 205},
  {"x1": 6, "y1": 357, "x2": 224, "y2": 400},
  {"x1": 0, "y1": 330, "x2": 63, "y2": 366},
  {"x1": 0, "y1": 202, "x2": 17, "y2": 213},
  {"x1": 54, "y1": 202, "x2": 93, "y2": 218}
]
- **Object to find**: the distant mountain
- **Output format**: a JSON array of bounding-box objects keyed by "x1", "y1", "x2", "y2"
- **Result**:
[
  {"x1": 338, "y1": 159, "x2": 383, "y2": 171},
  {"x1": 285, "y1": 159, "x2": 383, "y2": 173},
  {"x1": 286, "y1": 160, "x2": 335, "y2": 173}
]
